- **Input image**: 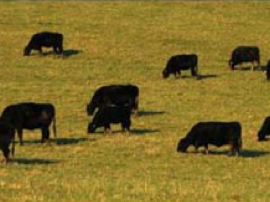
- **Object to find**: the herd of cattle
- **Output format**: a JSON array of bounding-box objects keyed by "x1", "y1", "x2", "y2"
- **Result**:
[{"x1": 0, "y1": 31, "x2": 270, "y2": 163}]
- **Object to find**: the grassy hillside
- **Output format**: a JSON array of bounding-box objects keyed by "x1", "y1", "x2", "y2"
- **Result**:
[{"x1": 0, "y1": 2, "x2": 270, "y2": 202}]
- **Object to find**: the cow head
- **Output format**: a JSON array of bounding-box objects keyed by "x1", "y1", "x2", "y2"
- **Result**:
[
  {"x1": 258, "y1": 130, "x2": 266, "y2": 141},
  {"x1": 24, "y1": 47, "x2": 31, "y2": 56},
  {"x1": 162, "y1": 69, "x2": 169, "y2": 79},
  {"x1": 228, "y1": 60, "x2": 234, "y2": 70},
  {"x1": 87, "y1": 122, "x2": 96, "y2": 133},
  {"x1": 177, "y1": 138, "x2": 190, "y2": 152}
]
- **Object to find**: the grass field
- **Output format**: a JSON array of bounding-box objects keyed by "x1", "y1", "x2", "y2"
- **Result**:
[{"x1": 1, "y1": 1, "x2": 270, "y2": 202}]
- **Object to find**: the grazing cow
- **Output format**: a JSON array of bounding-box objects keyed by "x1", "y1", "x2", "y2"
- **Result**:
[
  {"x1": 0, "y1": 122, "x2": 15, "y2": 164},
  {"x1": 87, "y1": 105, "x2": 132, "y2": 134},
  {"x1": 87, "y1": 84, "x2": 139, "y2": 116},
  {"x1": 162, "y1": 54, "x2": 198, "y2": 79},
  {"x1": 0, "y1": 102, "x2": 57, "y2": 145},
  {"x1": 24, "y1": 32, "x2": 63, "y2": 56},
  {"x1": 229, "y1": 46, "x2": 260, "y2": 70},
  {"x1": 177, "y1": 122, "x2": 242, "y2": 156},
  {"x1": 266, "y1": 60, "x2": 270, "y2": 81},
  {"x1": 258, "y1": 116, "x2": 270, "y2": 141}
]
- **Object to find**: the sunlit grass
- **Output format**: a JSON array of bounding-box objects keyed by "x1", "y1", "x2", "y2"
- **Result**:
[{"x1": 0, "y1": 1, "x2": 270, "y2": 202}]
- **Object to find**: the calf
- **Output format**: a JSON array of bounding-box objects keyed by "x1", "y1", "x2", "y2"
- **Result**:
[
  {"x1": 0, "y1": 122, "x2": 15, "y2": 164},
  {"x1": 258, "y1": 116, "x2": 270, "y2": 141},
  {"x1": 0, "y1": 102, "x2": 57, "y2": 145},
  {"x1": 177, "y1": 122, "x2": 242, "y2": 156},
  {"x1": 229, "y1": 46, "x2": 260, "y2": 70},
  {"x1": 87, "y1": 105, "x2": 132, "y2": 134},
  {"x1": 87, "y1": 84, "x2": 139, "y2": 116},
  {"x1": 24, "y1": 32, "x2": 63, "y2": 56},
  {"x1": 162, "y1": 54, "x2": 198, "y2": 79}
]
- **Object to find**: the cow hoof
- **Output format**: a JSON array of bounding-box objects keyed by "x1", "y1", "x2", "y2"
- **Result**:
[{"x1": 124, "y1": 130, "x2": 130, "y2": 135}]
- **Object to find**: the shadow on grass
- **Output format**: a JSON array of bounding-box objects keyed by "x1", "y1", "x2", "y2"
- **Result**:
[
  {"x1": 34, "y1": 49, "x2": 81, "y2": 57},
  {"x1": 21, "y1": 137, "x2": 94, "y2": 146},
  {"x1": 87, "y1": 128, "x2": 160, "y2": 135},
  {"x1": 206, "y1": 149, "x2": 269, "y2": 158},
  {"x1": 53, "y1": 137, "x2": 95, "y2": 145},
  {"x1": 175, "y1": 74, "x2": 217, "y2": 80},
  {"x1": 137, "y1": 110, "x2": 165, "y2": 117},
  {"x1": 234, "y1": 66, "x2": 265, "y2": 71},
  {"x1": 131, "y1": 128, "x2": 160, "y2": 135},
  {"x1": 13, "y1": 158, "x2": 61, "y2": 165},
  {"x1": 63, "y1": 49, "x2": 81, "y2": 57},
  {"x1": 18, "y1": 139, "x2": 43, "y2": 145},
  {"x1": 240, "y1": 149, "x2": 270, "y2": 158},
  {"x1": 196, "y1": 74, "x2": 218, "y2": 80}
]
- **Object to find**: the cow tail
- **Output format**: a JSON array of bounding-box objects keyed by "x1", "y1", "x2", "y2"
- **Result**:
[
  {"x1": 238, "y1": 137, "x2": 243, "y2": 149},
  {"x1": 237, "y1": 124, "x2": 242, "y2": 150},
  {"x1": 52, "y1": 116, "x2": 57, "y2": 138},
  {"x1": 135, "y1": 96, "x2": 139, "y2": 112},
  {"x1": 11, "y1": 136, "x2": 15, "y2": 157}
]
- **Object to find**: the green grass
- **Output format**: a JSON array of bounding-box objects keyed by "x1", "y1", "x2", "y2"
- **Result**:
[{"x1": 1, "y1": 1, "x2": 270, "y2": 202}]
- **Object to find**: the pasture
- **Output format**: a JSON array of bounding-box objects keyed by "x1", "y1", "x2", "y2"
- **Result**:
[{"x1": 0, "y1": 1, "x2": 270, "y2": 202}]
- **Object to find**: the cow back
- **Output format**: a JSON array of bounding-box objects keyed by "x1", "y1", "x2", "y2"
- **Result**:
[{"x1": 0, "y1": 102, "x2": 55, "y2": 130}]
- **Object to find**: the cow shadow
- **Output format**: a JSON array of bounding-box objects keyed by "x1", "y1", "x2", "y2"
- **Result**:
[
  {"x1": 38, "y1": 49, "x2": 81, "y2": 57},
  {"x1": 13, "y1": 158, "x2": 61, "y2": 165},
  {"x1": 63, "y1": 49, "x2": 81, "y2": 57},
  {"x1": 53, "y1": 137, "x2": 94, "y2": 145},
  {"x1": 137, "y1": 111, "x2": 165, "y2": 117},
  {"x1": 208, "y1": 149, "x2": 269, "y2": 158},
  {"x1": 234, "y1": 66, "x2": 265, "y2": 71},
  {"x1": 196, "y1": 74, "x2": 218, "y2": 80},
  {"x1": 17, "y1": 139, "x2": 44, "y2": 145},
  {"x1": 240, "y1": 149, "x2": 270, "y2": 158},
  {"x1": 87, "y1": 129, "x2": 160, "y2": 135},
  {"x1": 131, "y1": 128, "x2": 160, "y2": 135},
  {"x1": 20, "y1": 137, "x2": 93, "y2": 146},
  {"x1": 176, "y1": 75, "x2": 217, "y2": 80}
]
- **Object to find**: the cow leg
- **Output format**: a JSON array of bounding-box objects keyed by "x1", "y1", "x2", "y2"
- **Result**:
[
  {"x1": 41, "y1": 127, "x2": 50, "y2": 143},
  {"x1": 133, "y1": 96, "x2": 139, "y2": 116},
  {"x1": 58, "y1": 45, "x2": 63, "y2": 55},
  {"x1": 204, "y1": 144, "x2": 209, "y2": 154},
  {"x1": 194, "y1": 141, "x2": 199, "y2": 153},
  {"x1": 228, "y1": 143, "x2": 236, "y2": 156},
  {"x1": 229, "y1": 142, "x2": 239, "y2": 156},
  {"x1": 53, "y1": 46, "x2": 58, "y2": 54},
  {"x1": 177, "y1": 70, "x2": 181, "y2": 78},
  {"x1": 251, "y1": 62, "x2": 255, "y2": 71},
  {"x1": 17, "y1": 129, "x2": 23, "y2": 146},
  {"x1": 175, "y1": 71, "x2": 181, "y2": 78},
  {"x1": 104, "y1": 124, "x2": 111, "y2": 134},
  {"x1": 122, "y1": 120, "x2": 131, "y2": 134},
  {"x1": 38, "y1": 47, "x2": 42, "y2": 55},
  {"x1": 191, "y1": 67, "x2": 197, "y2": 77},
  {"x1": 1, "y1": 147, "x2": 10, "y2": 164}
]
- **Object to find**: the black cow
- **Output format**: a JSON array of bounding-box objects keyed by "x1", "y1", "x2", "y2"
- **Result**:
[
  {"x1": 87, "y1": 84, "x2": 139, "y2": 116},
  {"x1": 162, "y1": 54, "x2": 198, "y2": 79},
  {"x1": 87, "y1": 105, "x2": 132, "y2": 134},
  {"x1": 229, "y1": 46, "x2": 260, "y2": 70},
  {"x1": 0, "y1": 102, "x2": 57, "y2": 145},
  {"x1": 266, "y1": 60, "x2": 270, "y2": 81},
  {"x1": 258, "y1": 116, "x2": 270, "y2": 141},
  {"x1": 24, "y1": 32, "x2": 63, "y2": 56},
  {"x1": 177, "y1": 122, "x2": 242, "y2": 156},
  {"x1": 0, "y1": 122, "x2": 15, "y2": 164}
]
